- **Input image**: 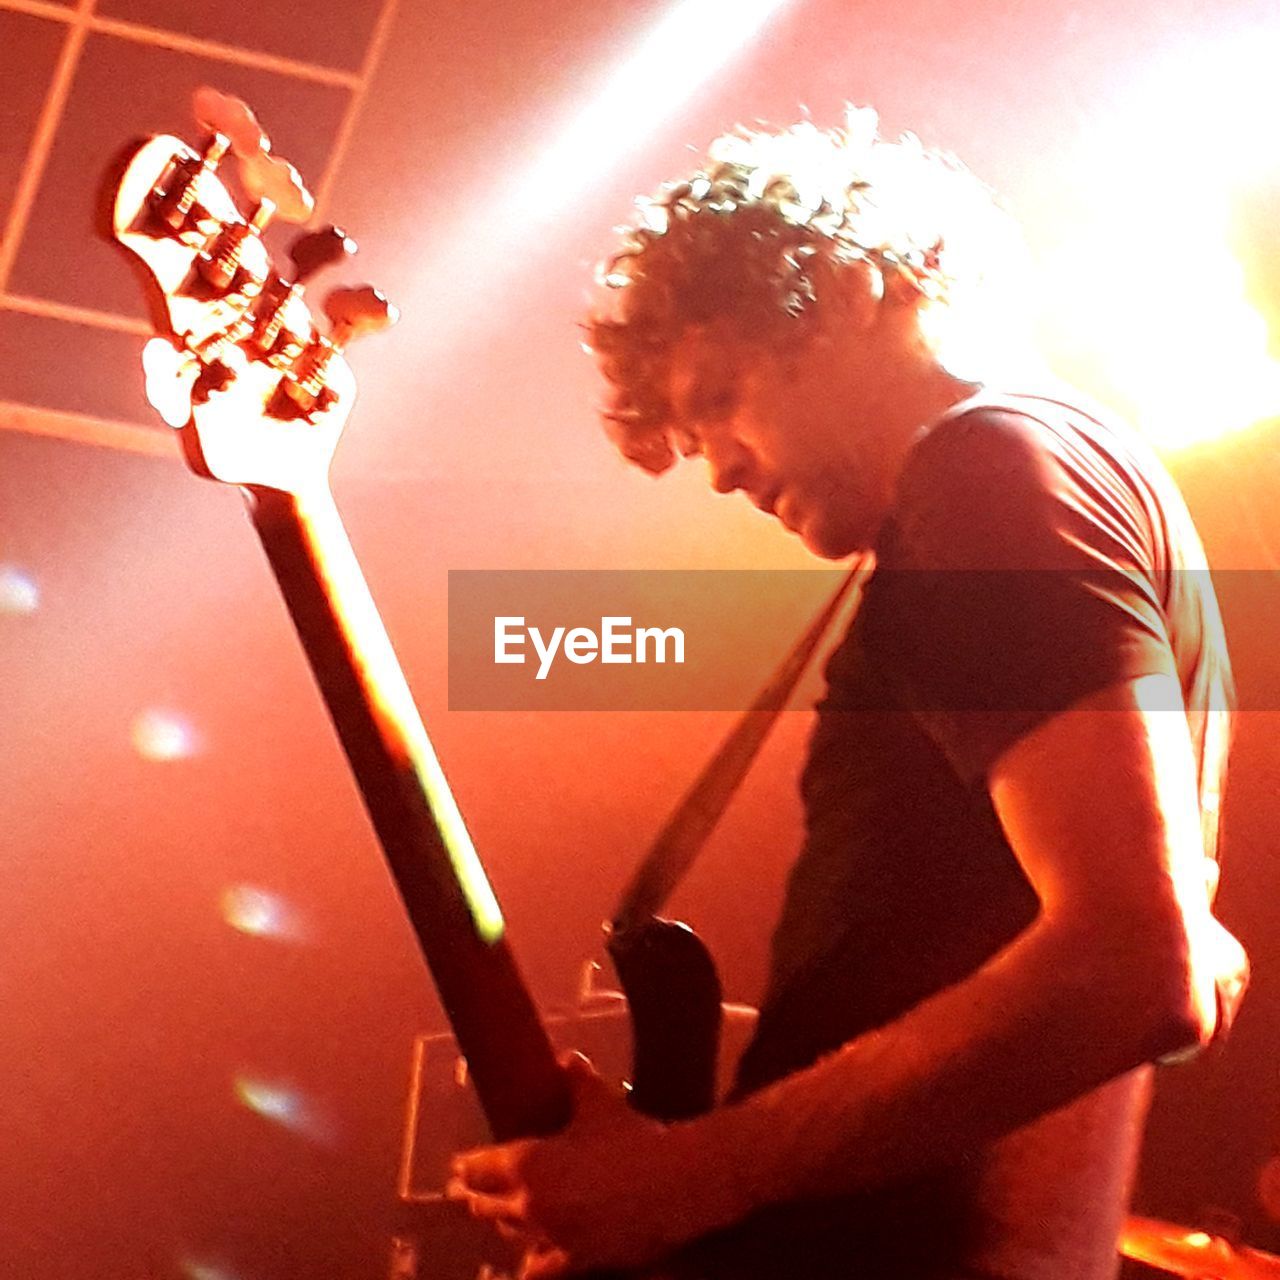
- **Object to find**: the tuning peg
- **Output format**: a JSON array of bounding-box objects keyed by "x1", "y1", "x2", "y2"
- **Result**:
[
  {"x1": 188, "y1": 88, "x2": 312, "y2": 295},
  {"x1": 196, "y1": 155, "x2": 312, "y2": 295},
  {"x1": 197, "y1": 219, "x2": 266, "y2": 295},
  {"x1": 151, "y1": 88, "x2": 260, "y2": 235},
  {"x1": 151, "y1": 151, "x2": 222, "y2": 236},
  {"x1": 193, "y1": 87, "x2": 269, "y2": 160},
  {"x1": 142, "y1": 337, "x2": 199, "y2": 428},
  {"x1": 246, "y1": 226, "x2": 357, "y2": 360},
  {"x1": 323, "y1": 285, "x2": 399, "y2": 347},
  {"x1": 289, "y1": 225, "x2": 357, "y2": 283},
  {"x1": 279, "y1": 284, "x2": 398, "y2": 418},
  {"x1": 239, "y1": 150, "x2": 314, "y2": 229},
  {"x1": 193, "y1": 87, "x2": 311, "y2": 230}
]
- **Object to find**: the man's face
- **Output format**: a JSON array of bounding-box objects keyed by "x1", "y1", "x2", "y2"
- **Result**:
[{"x1": 665, "y1": 329, "x2": 888, "y2": 558}]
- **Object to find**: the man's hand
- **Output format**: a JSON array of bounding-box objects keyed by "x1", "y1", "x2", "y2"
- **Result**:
[{"x1": 445, "y1": 1053, "x2": 739, "y2": 1279}]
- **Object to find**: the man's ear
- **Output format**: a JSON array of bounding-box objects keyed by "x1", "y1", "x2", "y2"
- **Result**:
[{"x1": 880, "y1": 262, "x2": 924, "y2": 309}]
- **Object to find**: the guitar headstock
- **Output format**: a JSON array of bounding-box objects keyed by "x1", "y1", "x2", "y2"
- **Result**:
[{"x1": 103, "y1": 89, "x2": 396, "y2": 493}]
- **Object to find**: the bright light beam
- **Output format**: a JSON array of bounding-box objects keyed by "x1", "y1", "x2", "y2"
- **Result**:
[
  {"x1": 514, "y1": 0, "x2": 794, "y2": 228},
  {"x1": 406, "y1": 0, "x2": 792, "y2": 368},
  {"x1": 179, "y1": 1262, "x2": 242, "y2": 1280}
]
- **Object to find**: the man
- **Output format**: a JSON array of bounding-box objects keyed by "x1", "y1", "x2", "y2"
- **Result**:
[{"x1": 447, "y1": 111, "x2": 1248, "y2": 1279}]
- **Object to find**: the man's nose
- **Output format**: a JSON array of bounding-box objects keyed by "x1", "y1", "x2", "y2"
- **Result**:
[{"x1": 707, "y1": 441, "x2": 755, "y2": 494}]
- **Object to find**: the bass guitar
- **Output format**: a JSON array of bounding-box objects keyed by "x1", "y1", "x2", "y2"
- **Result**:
[{"x1": 101, "y1": 89, "x2": 723, "y2": 1162}]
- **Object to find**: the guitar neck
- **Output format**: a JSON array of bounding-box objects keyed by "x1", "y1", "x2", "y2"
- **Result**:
[{"x1": 245, "y1": 482, "x2": 568, "y2": 1141}]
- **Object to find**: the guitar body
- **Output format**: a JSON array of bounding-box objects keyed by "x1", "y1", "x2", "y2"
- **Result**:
[{"x1": 608, "y1": 918, "x2": 724, "y2": 1121}]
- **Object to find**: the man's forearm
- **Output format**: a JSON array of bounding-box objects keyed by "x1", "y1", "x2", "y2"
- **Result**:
[{"x1": 674, "y1": 914, "x2": 1199, "y2": 1220}]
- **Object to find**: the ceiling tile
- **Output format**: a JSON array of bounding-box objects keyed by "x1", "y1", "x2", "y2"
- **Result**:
[
  {"x1": 0, "y1": 11, "x2": 67, "y2": 236},
  {"x1": 96, "y1": 0, "x2": 382, "y2": 73},
  {"x1": 0, "y1": 309, "x2": 157, "y2": 424},
  {"x1": 9, "y1": 32, "x2": 349, "y2": 315}
]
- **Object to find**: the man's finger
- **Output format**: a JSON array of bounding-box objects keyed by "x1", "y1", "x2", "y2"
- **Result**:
[
  {"x1": 450, "y1": 1145, "x2": 524, "y2": 1193},
  {"x1": 444, "y1": 1180, "x2": 531, "y2": 1226},
  {"x1": 495, "y1": 1218, "x2": 534, "y2": 1245},
  {"x1": 560, "y1": 1050, "x2": 623, "y2": 1115},
  {"x1": 519, "y1": 1242, "x2": 572, "y2": 1280},
  {"x1": 559, "y1": 1049, "x2": 594, "y2": 1078}
]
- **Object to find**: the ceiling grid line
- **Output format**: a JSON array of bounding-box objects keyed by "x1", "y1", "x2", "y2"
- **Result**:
[
  {"x1": 312, "y1": 0, "x2": 401, "y2": 220},
  {"x1": 88, "y1": 15, "x2": 361, "y2": 87},
  {"x1": 0, "y1": 0, "x2": 75, "y2": 22},
  {"x1": 0, "y1": 290, "x2": 149, "y2": 333},
  {"x1": 0, "y1": 0, "x2": 97, "y2": 293},
  {"x1": 0, "y1": 0, "x2": 361, "y2": 85},
  {"x1": 0, "y1": 398, "x2": 173, "y2": 456}
]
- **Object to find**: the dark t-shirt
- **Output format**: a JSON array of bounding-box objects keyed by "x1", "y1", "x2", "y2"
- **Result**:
[{"x1": 721, "y1": 391, "x2": 1232, "y2": 1280}]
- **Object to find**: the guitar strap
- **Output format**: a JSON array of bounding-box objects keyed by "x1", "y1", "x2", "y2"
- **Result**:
[{"x1": 610, "y1": 554, "x2": 875, "y2": 934}]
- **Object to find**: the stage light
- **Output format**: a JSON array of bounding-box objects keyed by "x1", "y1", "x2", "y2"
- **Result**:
[
  {"x1": 130, "y1": 708, "x2": 201, "y2": 762},
  {"x1": 1042, "y1": 32, "x2": 1280, "y2": 449},
  {"x1": 0, "y1": 565, "x2": 39, "y2": 614},
  {"x1": 220, "y1": 884, "x2": 309, "y2": 943},
  {"x1": 1043, "y1": 205, "x2": 1280, "y2": 449}
]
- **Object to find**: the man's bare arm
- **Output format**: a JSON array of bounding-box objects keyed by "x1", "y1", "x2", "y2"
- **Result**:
[{"x1": 688, "y1": 672, "x2": 1228, "y2": 1213}]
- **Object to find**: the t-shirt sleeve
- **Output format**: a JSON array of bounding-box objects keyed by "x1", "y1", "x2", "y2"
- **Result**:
[{"x1": 861, "y1": 406, "x2": 1179, "y2": 786}]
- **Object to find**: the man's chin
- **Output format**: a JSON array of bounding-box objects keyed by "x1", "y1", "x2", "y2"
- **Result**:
[{"x1": 797, "y1": 519, "x2": 871, "y2": 560}]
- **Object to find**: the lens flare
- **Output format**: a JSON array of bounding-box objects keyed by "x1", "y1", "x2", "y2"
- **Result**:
[
  {"x1": 220, "y1": 884, "x2": 309, "y2": 943},
  {"x1": 233, "y1": 1074, "x2": 334, "y2": 1143},
  {"x1": 130, "y1": 708, "x2": 201, "y2": 761},
  {"x1": 179, "y1": 1262, "x2": 241, "y2": 1280},
  {"x1": 0, "y1": 565, "x2": 39, "y2": 614}
]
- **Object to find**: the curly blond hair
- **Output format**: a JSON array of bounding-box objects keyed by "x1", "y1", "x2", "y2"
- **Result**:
[{"x1": 586, "y1": 109, "x2": 1014, "y2": 473}]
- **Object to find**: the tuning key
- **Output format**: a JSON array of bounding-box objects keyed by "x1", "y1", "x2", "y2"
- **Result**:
[
  {"x1": 197, "y1": 149, "x2": 314, "y2": 295},
  {"x1": 142, "y1": 338, "x2": 199, "y2": 428},
  {"x1": 280, "y1": 284, "x2": 399, "y2": 416},
  {"x1": 290, "y1": 226, "x2": 358, "y2": 283},
  {"x1": 190, "y1": 87, "x2": 312, "y2": 294},
  {"x1": 197, "y1": 222, "x2": 265, "y2": 295},
  {"x1": 151, "y1": 125, "x2": 236, "y2": 238},
  {"x1": 324, "y1": 285, "x2": 400, "y2": 346},
  {"x1": 239, "y1": 150, "x2": 315, "y2": 229},
  {"x1": 151, "y1": 87, "x2": 263, "y2": 239},
  {"x1": 193, "y1": 87, "x2": 269, "y2": 159},
  {"x1": 197, "y1": 158, "x2": 311, "y2": 297},
  {"x1": 247, "y1": 226, "x2": 357, "y2": 361}
]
